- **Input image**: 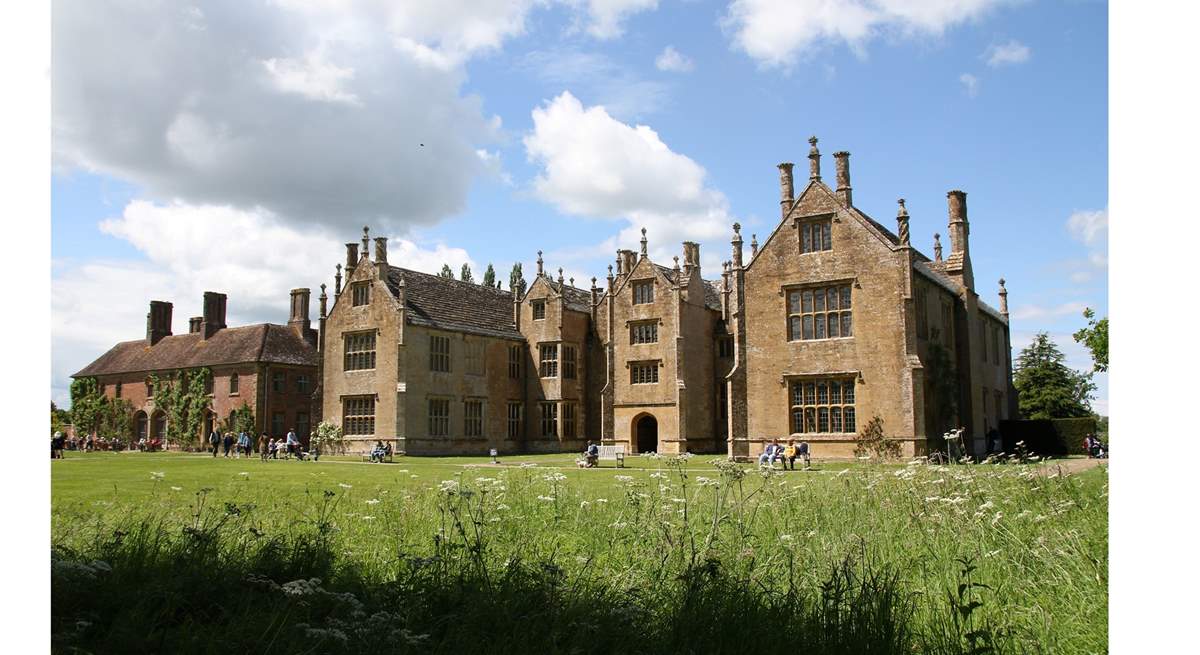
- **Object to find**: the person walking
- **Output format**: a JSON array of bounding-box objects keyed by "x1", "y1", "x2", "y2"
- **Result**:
[
  {"x1": 285, "y1": 428, "x2": 298, "y2": 459},
  {"x1": 237, "y1": 430, "x2": 250, "y2": 459},
  {"x1": 222, "y1": 431, "x2": 234, "y2": 458},
  {"x1": 258, "y1": 433, "x2": 269, "y2": 462},
  {"x1": 209, "y1": 428, "x2": 221, "y2": 457}
]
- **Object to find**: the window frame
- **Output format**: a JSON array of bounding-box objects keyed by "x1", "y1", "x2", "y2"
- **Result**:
[
  {"x1": 532, "y1": 299, "x2": 546, "y2": 320},
  {"x1": 343, "y1": 395, "x2": 375, "y2": 436},
  {"x1": 464, "y1": 399, "x2": 484, "y2": 438},
  {"x1": 718, "y1": 336, "x2": 734, "y2": 358},
  {"x1": 428, "y1": 398, "x2": 450, "y2": 437},
  {"x1": 630, "y1": 361, "x2": 660, "y2": 385},
  {"x1": 539, "y1": 343, "x2": 558, "y2": 378},
  {"x1": 539, "y1": 402, "x2": 558, "y2": 438},
  {"x1": 562, "y1": 402, "x2": 576, "y2": 438},
  {"x1": 787, "y1": 377, "x2": 856, "y2": 435},
  {"x1": 229, "y1": 372, "x2": 239, "y2": 395},
  {"x1": 562, "y1": 345, "x2": 577, "y2": 380},
  {"x1": 114, "y1": 382, "x2": 123, "y2": 399},
  {"x1": 344, "y1": 331, "x2": 377, "y2": 372},
  {"x1": 786, "y1": 283, "x2": 853, "y2": 342},
  {"x1": 272, "y1": 371, "x2": 286, "y2": 394},
  {"x1": 632, "y1": 280, "x2": 654, "y2": 305},
  {"x1": 508, "y1": 345, "x2": 522, "y2": 379},
  {"x1": 351, "y1": 281, "x2": 371, "y2": 307},
  {"x1": 798, "y1": 217, "x2": 833, "y2": 254},
  {"x1": 507, "y1": 402, "x2": 523, "y2": 439},
  {"x1": 295, "y1": 373, "x2": 310, "y2": 394},
  {"x1": 630, "y1": 320, "x2": 658, "y2": 345},
  {"x1": 429, "y1": 335, "x2": 451, "y2": 373},
  {"x1": 465, "y1": 339, "x2": 485, "y2": 376}
]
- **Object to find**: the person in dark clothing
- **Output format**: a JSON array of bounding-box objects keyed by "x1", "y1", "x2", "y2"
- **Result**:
[
  {"x1": 209, "y1": 429, "x2": 221, "y2": 457},
  {"x1": 222, "y1": 432, "x2": 234, "y2": 457}
]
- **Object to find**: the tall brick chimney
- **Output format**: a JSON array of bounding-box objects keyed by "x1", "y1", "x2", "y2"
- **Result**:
[
  {"x1": 374, "y1": 236, "x2": 388, "y2": 279},
  {"x1": 345, "y1": 243, "x2": 359, "y2": 279},
  {"x1": 145, "y1": 300, "x2": 173, "y2": 345},
  {"x1": 188, "y1": 316, "x2": 203, "y2": 333},
  {"x1": 778, "y1": 162, "x2": 794, "y2": 219},
  {"x1": 201, "y1": 291, "x2": 227, "y2": 340},
  {"x1": 944, "y1": 190, "x2": 974, "y2": 290},
  {"x1": 619, "y1": 249, "x2": 637, "y2": 274},
  {"x1": 833, "y1": 151, "x2": 852, "y2": 206},
  {"x1": 289, "y1": 288, "x2": 311, "y2": 333},
  {"x1": 682, "y1": 241, "x2": 700, "y2": 274}
]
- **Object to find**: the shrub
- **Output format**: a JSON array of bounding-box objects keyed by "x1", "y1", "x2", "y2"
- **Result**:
[{"x1": 854, "y1": 415, "x2": 902, "y2": 461}]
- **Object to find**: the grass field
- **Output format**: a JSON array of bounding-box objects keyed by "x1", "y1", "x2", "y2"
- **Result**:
[{"x1": 51, "y1": 451, "x2": 1108, "y2": 654}]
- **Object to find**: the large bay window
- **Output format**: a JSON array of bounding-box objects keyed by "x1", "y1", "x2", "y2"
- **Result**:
[
  {"x1": 789, "y1": 378, "x2": 856, "y2": 434},
  {"x1": 787, "y1": 284, "x2": 852, "y2": 341}
]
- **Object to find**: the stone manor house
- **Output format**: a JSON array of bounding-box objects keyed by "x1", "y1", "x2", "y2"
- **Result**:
[{"x1": 75, "y1": 139, "x2": 1015, "y2": 459}]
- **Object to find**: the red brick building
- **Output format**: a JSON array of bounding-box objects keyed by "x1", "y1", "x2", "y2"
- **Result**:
[{"x1": 72, "y1": 290, "x2": 319, "y2": 446}]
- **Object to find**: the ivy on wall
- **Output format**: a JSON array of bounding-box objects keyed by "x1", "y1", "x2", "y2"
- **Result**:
[{"x1": 149, "y1": 368, "x2": 213, "y2": 447}]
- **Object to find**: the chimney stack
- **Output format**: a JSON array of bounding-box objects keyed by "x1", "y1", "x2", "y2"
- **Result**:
[
  {"x1": 808, "y1": 136, "x2": 821, "y2": 181},
  {"x1": 188, "y1": 316, "x2": 203, "y2": 334},
  {"x1": 201, "y1": 291, "x2": 227, "y2": 340},
  {"x1": 833, "y1": 151, "x2": 852, "y2": 206},
  {"x1": 289, "y1": 288, "x2": 311, "y2": 332},
  {"x1": 778, "y1": 162, "x2": 794, "y2": 219},
  {"x1": 345, "y1": 243, "x2": 359, "y2": 279},
  {"x1": 620, "y1": 249, "x2": 637, "y2": 274},
  {"x1": 947, "y1": 190, "x2": 969, "y2": 255},
  {"x1": 682, "y1": 241, "x2": 700, "y2": 274},
  {"x1": 145, "y1": 300, "x2": 173, "y2": 345},
  {"x1": 374, "y1": 236, "x2": 388, "y2": 278}
]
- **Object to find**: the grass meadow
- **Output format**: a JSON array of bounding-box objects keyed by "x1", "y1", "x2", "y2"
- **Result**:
[{"x1": 51, "y1": 451, "x2": 1108, "y2": 654}]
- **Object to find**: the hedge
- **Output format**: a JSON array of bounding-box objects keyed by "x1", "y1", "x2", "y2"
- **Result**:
[{"x1": 998, "y1": 418, "x2": 1098, "y2": 456}]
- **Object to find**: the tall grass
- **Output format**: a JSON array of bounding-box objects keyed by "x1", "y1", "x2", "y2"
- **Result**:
[{"x1": 51, "y1": 457, "x2": 1107, "y2": 653}]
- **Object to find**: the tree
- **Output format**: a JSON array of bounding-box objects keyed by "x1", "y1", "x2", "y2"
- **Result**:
[
  {"x1": 439, "y1": 264, "x2": 455, "y2": 279},
  {"x1": 460, "y1": 263, "x2": 474, "y2": 283},
  {"x1": 482, "y1": 263, "x2": 496, "y2": 287},
  {"x1": 69, "y1": 377, "x2": 105, "y2": 438},
  {"x1": 1014, "y1": 333, "x2": 1095, "y2": 419},
  {"x1": 97, "y1": 398, "x2": 134, "y2": 441},
  {"x1": 509, "y1": 262, "x2": 527, "y2": 297},
  {"x1": 50, "y1": 402, "x2": 71, "y2": 435},
  {"x1": 1072, "y1": 308, "x2": 1108, "y2": 373},
  {"x1": 854, "y1": 415, "x2": 901, "y2": 461}
]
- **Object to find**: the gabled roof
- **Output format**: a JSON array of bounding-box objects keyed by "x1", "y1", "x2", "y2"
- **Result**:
[
  {"x1": 73, "y1": 324, "x2": 317, "y2": 377},
  {"x1": 913, "y1": 261, "x2": 1008, "y2": 323},
  {"x1": 385, "y1": 266, "x2": 523, "y2": 340},
  {"x1": 647, "y1": 264, "x2": 722, "y2": 311}
]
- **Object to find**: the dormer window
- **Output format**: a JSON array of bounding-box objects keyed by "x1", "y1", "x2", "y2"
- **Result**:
[
  {"x1": 351, "y1": 281, "x2": 370, "y2": 307},
  {"x1": 633, "y1": 280, "x2": 654, "y2": 304},
  {"x1": 532, "y1": 300, "x2": 546, "y2": 320},
  {"x1": 799, "y1": 219, "x2": 832, "y2": 254}
]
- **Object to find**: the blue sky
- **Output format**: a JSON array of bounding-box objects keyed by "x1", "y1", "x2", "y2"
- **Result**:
[{"x1": 51, "y1": 0, "x2": 1108, "y2": 411}]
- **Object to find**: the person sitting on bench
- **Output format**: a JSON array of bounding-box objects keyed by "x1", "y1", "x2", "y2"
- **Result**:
[{"x1": 584, "y1": 441, "x2": 599, "y2": 468}]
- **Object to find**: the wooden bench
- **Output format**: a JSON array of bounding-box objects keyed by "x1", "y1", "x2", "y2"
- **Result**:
[
  {"x1": 361, "y1": 442, "x2": 397, "y2": 463},
  {"x1": 597, "y1": 444, "x2": 625, "y2": 468}
]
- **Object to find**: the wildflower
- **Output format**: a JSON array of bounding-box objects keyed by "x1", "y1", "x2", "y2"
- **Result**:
[
  {"x1": 978, "y1": 500, "x2": 995, "y2": 511},
  {"x1": 580, "y1": 501, "x2": 590, "y2": 508},
  {"x1": 649, "y1": 472, "x2": 668, "y2": 480},
  {"x1": 614, "y1": 475, "x2": 634, "y2": 483},
  {"x1": 609, "y1": 521, "x2": 627, "y2": 529},
  {"x1": 338, "y1": 483, "x2": 352, "y2": 489},
  {"x1": 239, "y1": 472, "x2": 249, "y2": 477},
  {"x1": 365, "y1": 499, "x2": 381, "y2": 505},
  {"x1": 361, "y1": 516, "x2": 375, "y2": 521},
  {"x1": 170, "y1": 486, "x2": 183, "y2": 491},
  {"x1": 409, "y1": 474, "x2": 418, "y2": 478},
  {"x1": 696, "y1": 476, "x2": 719, "y2": 487},
  {"x1": 543, "y1": 471, "x2": 567, "y2": 483},
  {"x1": 594, "y1": 498, "x2": 608, "y2": 503},
  {"x1": 985, "y1": 549, "x2": 1002, "y2": 558},
  {"x1": 1034, "y1": 514, "x2": 1048, "y2": 522},
  {"x1": 1017, "y1": 510, "x2": 1032, "y2": 519},
  {"x1": 496, "y1": 504, "x2": 510, "y2": 511},
  {"x1": 835, "y1": 469, "x2": 851, "y2": 477},
  {"x1": 150, "y1": 472, "x2": 165, "y2": 481},
  {"x1": 670, "y1": 497, "x2": 686, "y2": 504},
  {"x1": 281, "y1": 578, "x2": 322, "y2": 597},
  {"x1": 438, "y1": 480, "x2": 459, "y2": 494},
  {"x1": 779, "y1": 534, "x2": 794, "y2": 543},
  {"x1": 519, "y1": 462, "x2": 538, "y2": 469}
]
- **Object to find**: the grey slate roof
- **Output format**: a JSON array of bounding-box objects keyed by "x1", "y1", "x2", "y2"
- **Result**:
[
  {"x1": 385, "y1": 266, "x2": 523, "y2": 339},
  {"x1": 73, "y1": 324, "x2": 318, "y2": 377}
]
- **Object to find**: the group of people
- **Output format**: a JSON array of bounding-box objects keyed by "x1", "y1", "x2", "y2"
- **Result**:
[
  {"x1": 208, "y1": 428, "x2": 310, "y2": 461},
  {"x1": 579, "y1": 440, "x2": 601, "y2": 467},
  {"x1": 51, "y1": 432, "x2": 127, "y2": 457},
  {"x1": 368, "y1": 440, "x2": 393, "y2": 463},
  {"x1": 758, "y1": 439, "x2": 810, "y2": 470},
  {"x1": 1084, "y1": 433, "x2": 1108, "y2": 459}
]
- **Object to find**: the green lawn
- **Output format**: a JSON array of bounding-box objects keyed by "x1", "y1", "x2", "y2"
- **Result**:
[{"x1": 51, "y1": 451, "x2": 1108, "y2": 654}]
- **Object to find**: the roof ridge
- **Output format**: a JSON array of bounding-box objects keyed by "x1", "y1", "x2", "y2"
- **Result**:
[{"x1": 390, "y1": 265, "x2": 514, "y2": 296}]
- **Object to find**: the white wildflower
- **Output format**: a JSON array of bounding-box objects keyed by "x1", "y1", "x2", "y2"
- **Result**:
[
  {"x1": 537, "y1": 495, "x2": 556, "y2": 502},
  {"x1": 239, "y1": 472, "x2": 249, "y2": 477},
  {"x1": 338, "y1": 483, "x2": 352, "y2": 489},
  {"x1": 649, "y1": 472, "x2": 668, "y2": 480},
  {"x1": 150, "y1": 472, "x2": 165, "y2": 480},
  {"x1": 170, "y1": 486, "x2": 183, "y2": 491},
  {"x1": 614, "y1": 475, "x2": 634, "y2": 483},
  {"x1": 779, "y1": 534, "x2": 794, "y2": 543},
  {"x1": 365, "y1": 499, "x2": 381, "y2": 505}
]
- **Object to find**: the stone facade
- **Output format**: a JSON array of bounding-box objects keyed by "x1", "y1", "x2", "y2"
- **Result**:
[{"x1": 315, "y1": 142, "x2": 1015, "y2": 458}]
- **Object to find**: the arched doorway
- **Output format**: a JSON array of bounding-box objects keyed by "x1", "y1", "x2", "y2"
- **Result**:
[
  {"x1": 635, "y1": 414, "x2": 658, "y2": 454},
  {"x1": 134, "y1": 411, "x2": 148, "y2": 441},
  {"x1": 203, "y1": 410, "x2": 215, "y2": 440},
  {"x1": 150, "y1": 411, "x2": 167, "y2": 441}
]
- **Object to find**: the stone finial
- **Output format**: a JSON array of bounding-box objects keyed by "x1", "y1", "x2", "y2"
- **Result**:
[
  {"x1": 537, "y1": 250, "x2": 544, "y2": 275},
  {"x1": 361, "y1": 226, "x2": 370, "y2": 258},
  {"x1": 934, "y1": 233, "x2": 943, "y2": 262},
  {"x1": 334, "y1": 263, "x2": 343, "y2": 296},
  {"x1": 570, "y1": 276, "x2": 575, "y2": 287},
  {"x1": 557, "y1": 267, "x2": 564, "y2": 286},
  {"x1": 640, "y1": 227, "x2": 648, "y2": 257},
  {"x1": 896, "y1": 198, "x2": 910, "y2": 246},
  {"x1": 673, "y1": 255, "x2": 680, "y2": 272},
  {"x1": 607, "y1": 264, "x2": 614, "y2": 280},
  {"x1": 808, "y1": 136, "x2": 821, "y2": 180},
  {"x1": 998, "y1": 278, "x2": 1009, "y2": 317},
  {"x1": 319, "y1": 283, "x2": 328, "y2": 318},
  {"x1": 731, "y1": 223, "x2": 743, "y2": 268},
  {"x1": 750, "y1": 234, "x2": 759, "y2": 258},
  {"x1": 591, "y1": 276, "x2": 597, "y2": 290}
]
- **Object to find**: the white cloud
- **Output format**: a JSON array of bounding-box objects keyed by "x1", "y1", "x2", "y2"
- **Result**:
[
  {"x1": 577, "y1": 0, "x2": 660, "y2": 39},
  {"x1": 960, "y1": 72, "x2": 980, "y2": 97},
  {"x1": 1010, "y1": 301, "x2": 1090, "y2": 322},
  {"x1": 53, "y1": 0, "x2": 508, "y2": 235},
  {"x1": 985, "y1": 39, "x2": 1031, "y2": 67},
  {"x1": 723, "y1": 0, "x2": 1020, "y2": 69},
  {"x1": 51, "y1": 200, "x2": 474, "y2": 406},
  {"x1": 1067, "y1": 208, "x2": 1108, "y2": 246},
  {"x1": 655, "y1": 46, "x2": 695, "y2": 72},
  {"x1": 524, "y1": 91, "x2": 735, "y2": 263}
]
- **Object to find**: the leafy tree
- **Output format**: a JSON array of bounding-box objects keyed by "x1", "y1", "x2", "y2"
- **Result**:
[
  {"x1": 97, "y1": 398, "x2": 134, "y2": 441},
  {"x1": 51, "y1": 402, "x2": 71, "y2": 435},
  {"x1": 460, "y1": 263, "x2": 474, "y2": 283},
  {"x1": 69, "y1": 377, "x2": 105, "y2": 438},
  {"x1": 1072, "y1": 308, "x2": 1108, "y2": 373},
  {"x1": 482, "y1": 263, "x2": 496, "y2": 287},
  {"x1": 1014, "y1": 333, "x2": 1095, "y2": 419},
  {"x1": 439, "y1": 264, "x2": 455, "y2": 279},
  {"x1": 221, "y1": 403, "x2": 256, "y2": 437},
  {"x1": 509, "y1": 262, "x2": 527, "y2": 297}
]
